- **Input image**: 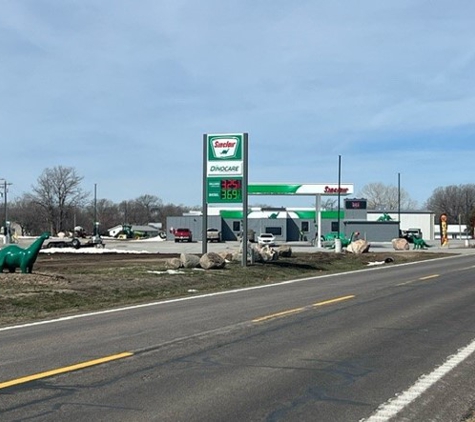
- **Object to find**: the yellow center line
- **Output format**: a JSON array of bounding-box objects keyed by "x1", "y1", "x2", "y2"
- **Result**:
[
  {"x1": 312, "y1": 295, "x2": 356, "y2": 307},
  {"x1": 252, "y1": 295, "x2": 356, "y2": 323},
  {"x1": 0, "y1": 352, "x2": 133, "y2": 390},
  {"x1": 252, "y1": 307, "x2": 305, "y2": 323}
]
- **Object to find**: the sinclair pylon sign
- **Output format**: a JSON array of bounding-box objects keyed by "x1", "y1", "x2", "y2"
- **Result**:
[{"x1": 205, "y1": 133, "x2": 247, "y2": 203}]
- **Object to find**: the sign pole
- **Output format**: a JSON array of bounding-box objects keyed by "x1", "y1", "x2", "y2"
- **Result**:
[
  {"x1": 242, "y1": 133, "x2": 248, "y2": 267},
  {"x1": 202, "y1": 134, "x2": 208, "y2": 255}
]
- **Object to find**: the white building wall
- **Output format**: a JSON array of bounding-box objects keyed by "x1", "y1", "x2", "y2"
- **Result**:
[
  {"x1": 367, "y1": 212, "x2": 435, "y2": 240},
  {"x1": 434, "y1": 224, "x2": 472, "y2": 239}
]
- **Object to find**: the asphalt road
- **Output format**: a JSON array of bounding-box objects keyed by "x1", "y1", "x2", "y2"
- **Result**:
[{"x1": 1, "y1": 253, "x2": 475, "y2": 421}]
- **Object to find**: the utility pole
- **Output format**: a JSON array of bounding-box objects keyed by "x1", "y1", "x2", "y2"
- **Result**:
[
  {"x1": 398, "y1": 172, "x2": 401, "y2": 223},
  {"x1": 93, "y1": 183, "x2": 98, "y2": 237},
  {"x1": 0, "y1": 179, "x2": 13, "y2": 244}
]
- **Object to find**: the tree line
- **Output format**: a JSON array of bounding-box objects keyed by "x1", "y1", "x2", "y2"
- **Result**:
[
  {"x1": 359, "y1": 182, "x2": 475, "y2": 232},
  {"x1": 7, "y1": 166, "x2": 193, "y2": 236},
  {"x1": 5, "y1": 166, "x2": 475, "y2": 236}
]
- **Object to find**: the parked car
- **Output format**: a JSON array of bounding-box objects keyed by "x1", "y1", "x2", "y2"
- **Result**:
[
  {"x1": 400, "y1": 228, "x2": 422, "y2": 243},
  {"x1": 173, "y1": 228, "x2": 193, "y2": 243},
  {"x1": 257, "y1": 233, "x2": 276, "y2": 246},
  {"x1": 206, "y1": 228, "x2": 222, "y2": 243}
]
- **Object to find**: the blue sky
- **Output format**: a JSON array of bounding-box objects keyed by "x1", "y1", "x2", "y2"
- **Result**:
[{"x1": 1, "y1": 1, "x2": 475, "y2": 208}]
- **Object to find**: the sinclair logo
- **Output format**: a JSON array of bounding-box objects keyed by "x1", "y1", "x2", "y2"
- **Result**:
[{"x1": 209, "y1": 136, "x2": 241, "y2": 160}]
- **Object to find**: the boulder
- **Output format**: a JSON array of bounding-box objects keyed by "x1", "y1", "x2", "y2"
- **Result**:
[
  {"x1": 277, "y1": 245, "x2": 292, "y2": 257},
  {"x1": 199, "y1": 252, "x2": 226, "y2": 270},
  {"x1": 180, "y1": 253, "x2": 200, "y2": 269},
  {"x1": 232, "y1": 251, "x2": 242, "y2": 262},
  {"x1": 257, "y1": 245, "x2": 278, "y2": 262},
  {"x1": 246, "y1": 244, "x2": 261, "y2": 263},
  {"x1": 392, "y1": 238, "x2": 409, "y2": 251},
  {"x1": 218, "y1": 251, "x2": 234, "y2": 262},
  {"x1": 166, "y1": 258, "x2": 182, "y2": 269},
  {"x1": 346, "y1": 239, "x2": 370, "y2": 254},
  {"x1": 237, "y1": 243, "x2": 261, "y2": 263}
]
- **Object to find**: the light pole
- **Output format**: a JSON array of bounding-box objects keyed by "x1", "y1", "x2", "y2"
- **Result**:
[
  {"x1": 335, "y1": 155, "x2": 342, "y2": 253},
  {"x1": 337, "y1": 155, "x2": 342, "y2": 234},
  {"x1": 398, "y1": 172, "x2": 401, "y2": 228},
  {"x1": 93, "y1": 183, "x2": 99, "y2": 237}
]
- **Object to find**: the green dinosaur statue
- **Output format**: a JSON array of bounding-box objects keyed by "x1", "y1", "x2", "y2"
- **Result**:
[
  {"x1": 341, "y1": 231, "x2": 359, "y2": 248},
  {"x1": 412, "y1": 236, "x2": 431, "y2": 250},
  {"x1": 326, "y1": 231, "x2": 359, "y2": 249},
  {"x1": 377, "y1": 213, "x2": 393, "y2": 222},
  {"x1": 0, "y1": 232, "x2": 50, "y2": 273}
]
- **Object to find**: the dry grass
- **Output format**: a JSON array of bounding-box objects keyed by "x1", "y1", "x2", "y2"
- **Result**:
[{"x1": 0, "y1": 251, "x2": 450, "y2": 326}]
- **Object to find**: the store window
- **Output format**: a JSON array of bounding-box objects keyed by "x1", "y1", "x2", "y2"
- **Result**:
[
  {"x1": 265, "y1": 227, "x2": 282, "y2": 236},
  {"x1": 233, "y1": 221, "x2": 241, "y2": 232},
  {"x1": 301, "y1": 221, "x2": 309, "y2": 232}
]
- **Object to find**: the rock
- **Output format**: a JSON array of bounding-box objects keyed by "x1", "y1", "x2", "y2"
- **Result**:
[
  {"x1": 346, "y1": 239, "x2": 370, "y2": 254},
  {"x1": 218, "y1": 251, "x2": 234, "y2": 262},
  {"x1": 180, "y1": 253, "x2": 200, "y2": 268},
  {"x1": 258, "y1": 244, "x2": 278, "y2": 262},
  {"x1": 249, "y1": 246, "x2": 262, "y2": 263},
  {"x1": 246, "y1": 244, "x2": 261, "y2": 263},
  {"x1": 199, "y1": 252, "x2": 226, "y2": 270},
  {"x1": 277, "y1": 245, "x2": 292, "y2": 257},
  {"x1": 232, "y1": 251, "x2": 242, "y2": 262},
  {"x1": 166, "y1": 258, "x2": 182, "y2": 269},
  {"x1": 235, "y1": 244, "x2": 261, "y2": 263},
  {"x1": 392, "y1": 238, "x2": 409, "y2": 250}
]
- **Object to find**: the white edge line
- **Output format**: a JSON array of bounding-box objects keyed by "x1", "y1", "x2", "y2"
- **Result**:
[
  {"x1": 0, "y1": 254, "x2": 458, "y2": 333},
  {"x1": 362, "y1": 337, "x2": 475, "y2": 421}
]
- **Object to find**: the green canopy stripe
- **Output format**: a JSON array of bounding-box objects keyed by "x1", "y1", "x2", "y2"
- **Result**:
[{"x1": 248, "y1": 184, "x2": 302, "y2": 195}]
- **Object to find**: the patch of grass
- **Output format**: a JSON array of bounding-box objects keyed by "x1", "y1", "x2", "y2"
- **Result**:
[{"x1": 0, "y1": 251, "x2": 451, "y2": 326}]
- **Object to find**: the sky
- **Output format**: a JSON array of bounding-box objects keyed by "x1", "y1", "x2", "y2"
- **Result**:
[{"x1": 1, "y1": 1, "x2": 475, "y2": 209}]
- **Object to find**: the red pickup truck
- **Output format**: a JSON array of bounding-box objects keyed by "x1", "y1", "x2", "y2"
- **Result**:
[{"x1": 172, "y1": 228, "x2": 192, "y2": 243}]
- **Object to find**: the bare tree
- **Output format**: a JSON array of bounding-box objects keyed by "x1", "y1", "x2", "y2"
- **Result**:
[
  {"x1": 84, "y1": 199, "x2": 122, "y2": 234},
  {"x1": 30, "y1": 166, "x2": 89, "y2": 234},
  {"x1": 321, "y1": 198, "x2": 338, "y2": 210},
  {"x1": 120, "y1": 195, "x2": 162, "y2": 225},
  {"x1": 134, "y1": 194, "x2": 163, "y2": 224},
  {"x1": 425, "y1": 184, "x2": 475, "y2": 227},
  {"x1": 10, "y1": 195, "x2": 48, "y2": 235},
  {"x1": 358, "y1": 182, "x2": 418, "y2": 210},
  {"x1": 158, "y1": 203, "x2": 191, "y2": 229}
]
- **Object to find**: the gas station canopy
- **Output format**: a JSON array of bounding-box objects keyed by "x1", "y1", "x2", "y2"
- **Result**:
[{"x1": 248, "y1": 183, "x2": 354, "y2": 196}]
